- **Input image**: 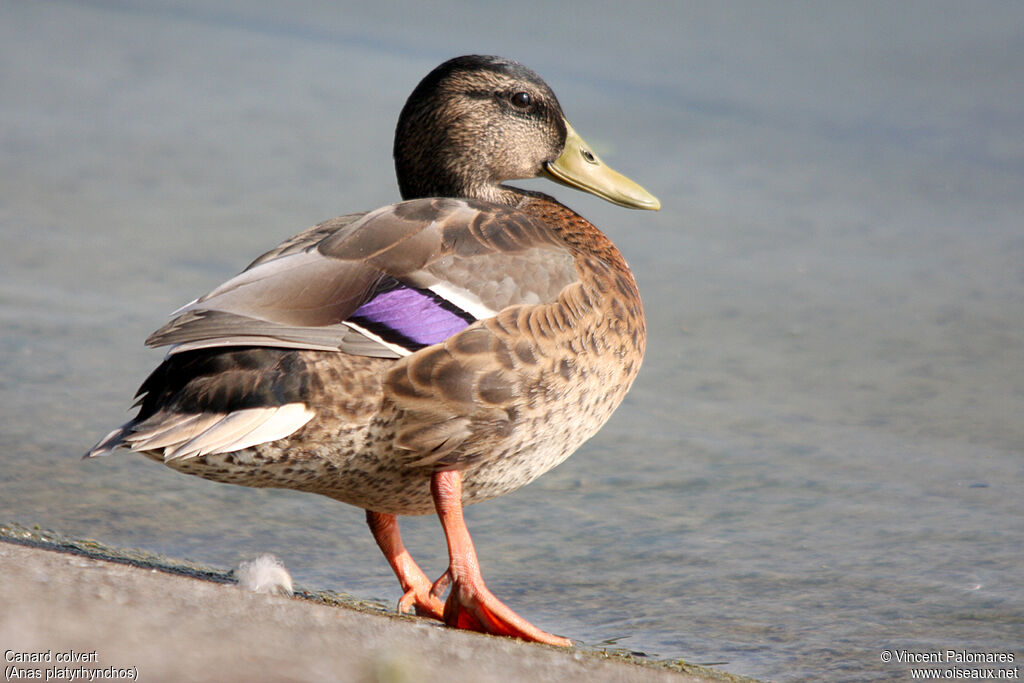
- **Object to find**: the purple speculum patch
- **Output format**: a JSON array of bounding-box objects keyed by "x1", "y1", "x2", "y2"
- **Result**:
[{"x1": 349, "y1": 281, "x2": 475, "y2": 351}]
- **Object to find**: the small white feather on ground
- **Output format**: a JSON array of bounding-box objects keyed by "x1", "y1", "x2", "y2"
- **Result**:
[{"x1": 235, "y1": 554, "x2": 293, "y2": 596}]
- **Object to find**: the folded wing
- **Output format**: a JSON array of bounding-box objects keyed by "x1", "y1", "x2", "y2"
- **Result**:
[{"x1": 148, "y1": 198, "x2": 577, "y2": 360}]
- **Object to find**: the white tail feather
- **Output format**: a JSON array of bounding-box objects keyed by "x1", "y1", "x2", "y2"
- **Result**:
[
  {"x1": 165, "y1": 409, "x2": 279, "y2": 460},
  {"x1": 215, "y1": 404, "x2": 316, "y2": 454},
  {"x1": 111, "y1": 404, "x2": 314, "y2": 463},
  {"x1": 125, "y1": 413, "x2": 215, "y2": 451}
]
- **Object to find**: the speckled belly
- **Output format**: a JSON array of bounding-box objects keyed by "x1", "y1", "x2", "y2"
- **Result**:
[
  {"x1": 161, "y1": 360, "x2": 630, "y2": 516},
  {"x1": 164, "y1": 373, "x2": 621, "y2": 516}
]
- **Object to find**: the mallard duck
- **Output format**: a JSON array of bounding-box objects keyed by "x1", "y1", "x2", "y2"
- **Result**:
[{"x1": 86, "y1": 55, "x2": 659, "y2": 646}]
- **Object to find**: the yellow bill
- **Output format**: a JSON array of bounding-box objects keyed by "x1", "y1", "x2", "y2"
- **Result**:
[{"x1": 542, "y1": 120, "x2": 660, "y2": 211}]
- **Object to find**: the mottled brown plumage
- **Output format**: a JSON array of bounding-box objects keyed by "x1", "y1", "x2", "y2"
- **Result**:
[{"x1": 86, "y1": 55, "x2": 659, "y2": 646}]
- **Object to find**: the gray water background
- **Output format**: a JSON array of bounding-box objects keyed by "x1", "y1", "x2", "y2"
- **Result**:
[{"x1": 2, "y1": 2, "x2": 1021, "y2": 680}]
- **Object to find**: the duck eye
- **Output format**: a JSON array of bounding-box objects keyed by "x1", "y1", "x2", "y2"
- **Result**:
[{"x1": 509, "y1": 91, "x2": 531, "y2": 109}]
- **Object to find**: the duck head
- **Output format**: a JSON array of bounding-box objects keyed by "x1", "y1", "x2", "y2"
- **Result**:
[{"x1": 393, "y1": 55, "x2": 659, "y2": 211}]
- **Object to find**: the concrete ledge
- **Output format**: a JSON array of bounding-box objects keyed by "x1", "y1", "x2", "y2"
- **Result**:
[{"x1": 0, "y1": 523, "x2": 754, "y2": 683}]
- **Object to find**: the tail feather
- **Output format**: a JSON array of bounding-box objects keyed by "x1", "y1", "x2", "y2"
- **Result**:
[{"x1": 83, "y1": 425, "x2": 132, "y2": 459}]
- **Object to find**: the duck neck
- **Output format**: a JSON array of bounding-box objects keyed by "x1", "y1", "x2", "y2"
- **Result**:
[{"x1": 397, "y1": 170, "x2": 535, "y2": 208}]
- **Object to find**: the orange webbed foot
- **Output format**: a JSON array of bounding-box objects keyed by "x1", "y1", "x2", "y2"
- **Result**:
[
  {"x1": 431, "y1": 470, "x2": 572, "y2": 647},
  {"x1": 441, "y1": 572, "x2": 572, "y2": 647},
  {"x1": 366, "y1": 510, "x2": 445, "y2": 621}
]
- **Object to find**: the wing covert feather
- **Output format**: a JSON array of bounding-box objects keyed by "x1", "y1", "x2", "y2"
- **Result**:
[{"x1": 147, "y1": 198, "x2": 578, "y2": 359}]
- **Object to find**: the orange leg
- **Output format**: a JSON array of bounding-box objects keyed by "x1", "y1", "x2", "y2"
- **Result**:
[
  {"x1": 365, "y1": 510, "x2": 445, "y2": 620},
  {"x1": 430, "y1": 469, "x2": 572, "y2": 647}
]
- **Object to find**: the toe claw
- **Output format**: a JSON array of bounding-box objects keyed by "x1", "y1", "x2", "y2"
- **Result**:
[{"x1": 397, "y1": 585, "x2": 445, "y2": 620}]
